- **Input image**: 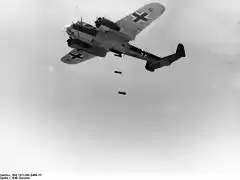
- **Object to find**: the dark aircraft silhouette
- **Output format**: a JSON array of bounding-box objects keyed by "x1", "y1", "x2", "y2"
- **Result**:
[{"x1": 61, "y1": 2, "x2": 186, "y2": 72}]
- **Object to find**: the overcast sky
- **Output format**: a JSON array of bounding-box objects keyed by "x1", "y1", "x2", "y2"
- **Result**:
[{"x1": 1, "y1": 0, "x2": 240, "y2": 177}]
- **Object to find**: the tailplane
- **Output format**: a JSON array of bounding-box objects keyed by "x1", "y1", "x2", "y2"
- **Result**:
[{"x1": 145, "y1": 43, "x2": 186, "y2": 72}]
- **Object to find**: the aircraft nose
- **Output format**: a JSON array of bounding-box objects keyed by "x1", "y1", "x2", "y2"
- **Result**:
[
  {"x1": 65, "y1": 24, "x2": 71, "y2": 29},
  {"x1": 64, "y1": 24, "x2": 71, "y2": 34},
  {"x1": 64, "y1": 25, "x2": 69, "y2": 30}
]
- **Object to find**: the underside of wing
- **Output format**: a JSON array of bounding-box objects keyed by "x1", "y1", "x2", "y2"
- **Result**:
[
  {"x1": 116, "y1": 2, "x2": 165, "y2": 40},
  {"x1": 61, "y1": 49, "x2": 95, "y2": 64}
]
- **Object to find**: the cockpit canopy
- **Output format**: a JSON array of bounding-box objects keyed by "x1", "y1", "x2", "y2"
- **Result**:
[
  {"x1": 71, "y1": 21, "x2": 96, "y2": 30},
  {"x1": 69, "y1": 20, "x2": 98, "y2": 37}
]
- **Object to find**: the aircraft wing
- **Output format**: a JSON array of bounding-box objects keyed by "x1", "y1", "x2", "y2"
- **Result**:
[
  {"x1": 116, "y1": 2, "x2": 165, "y2": 40},
  {"x1": 61, "y1": 49, "x2": 95, "y2": 64}
]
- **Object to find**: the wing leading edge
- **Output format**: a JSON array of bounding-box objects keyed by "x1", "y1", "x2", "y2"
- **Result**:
[
  {"x1": 116, "y1": 3, "x2": 165, "y2": 40},
  {"x1": 61, "y1": 49, "x2": 95, "y2": 64}
]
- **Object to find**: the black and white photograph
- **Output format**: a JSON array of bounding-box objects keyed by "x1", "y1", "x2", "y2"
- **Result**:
[{"x1": 1, "y1": 0, "x2": 240, "y2": 179}]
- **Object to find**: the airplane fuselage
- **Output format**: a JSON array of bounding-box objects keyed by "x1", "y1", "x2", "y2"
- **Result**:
[
  {"x1": 65, "y1": 21, "x2": 167, "y2": 64},
  {"x1": 67, "y1": 25, "x2": 162, "y2": 63}
]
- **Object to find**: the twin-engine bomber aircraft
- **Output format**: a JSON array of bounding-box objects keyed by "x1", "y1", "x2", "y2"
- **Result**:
[{"x1": 61, "y1": 2, "x2": 186, "y2": 72}]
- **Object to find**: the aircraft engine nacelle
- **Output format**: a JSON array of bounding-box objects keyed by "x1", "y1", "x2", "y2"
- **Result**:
[
  {"x1": 67, "y1": 38, "x2": 92, "y2": 49},
  {"x1": 95, "y1": 17, "x2": 121, "y2": 31}
]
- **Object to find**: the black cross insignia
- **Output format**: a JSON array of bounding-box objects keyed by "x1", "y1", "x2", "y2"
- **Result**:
[
  {"x1": 69, "y1": 52, "x2": 84, "y2": 60},
  {"x1": 131, "y1": 12, "x2": 149, "y2": 23}
]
